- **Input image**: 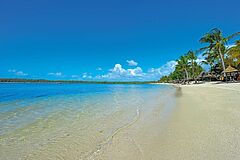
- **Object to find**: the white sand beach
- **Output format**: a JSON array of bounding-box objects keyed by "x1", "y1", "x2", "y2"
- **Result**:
[{"x1": 97, "y1": 83, "x2": 240, "y2": 160}]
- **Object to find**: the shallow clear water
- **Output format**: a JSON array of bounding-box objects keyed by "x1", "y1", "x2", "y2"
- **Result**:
[{"x1": 0, "y1": 83, "x2": 175, "y2": 159}]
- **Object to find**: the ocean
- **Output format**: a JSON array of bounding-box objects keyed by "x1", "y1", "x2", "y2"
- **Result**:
[{"x1": 0, "y1": 83, "x2": 176, "y2": 159}]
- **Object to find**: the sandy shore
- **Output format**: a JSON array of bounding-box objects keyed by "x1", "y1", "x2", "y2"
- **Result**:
[
  {"x1": 172, "y1": 81, "x2": 240, "y2": 91},
  {"x1": 99, "y1": 82, "x2": 240, "y2": 159}
]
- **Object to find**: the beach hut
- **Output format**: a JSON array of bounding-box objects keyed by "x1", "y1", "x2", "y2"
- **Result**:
[
  {"x1": 222, "y1": 65, "x2": 239, "y2": 81},
  {"x1": 203, "y1": 73, "x2": 217, "y2": 81},
  {"x1": 222, "y1": 65, "x2": 238, "y2": 73}
]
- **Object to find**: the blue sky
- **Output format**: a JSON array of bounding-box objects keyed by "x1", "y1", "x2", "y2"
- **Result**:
[{"x1": 0, "y1": 0, "x2": 240, "y2": 81}]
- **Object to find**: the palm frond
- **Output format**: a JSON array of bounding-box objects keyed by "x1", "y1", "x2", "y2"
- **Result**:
[
  {"x1": 211, "y1": 28, "x2": 221, "y2": 35},
  {"x1": 226, "y1": 32, "x2": 240, "y2": 41},
  {"x1": 196, "y1": 46, "x2": 208, "y2": 53}
]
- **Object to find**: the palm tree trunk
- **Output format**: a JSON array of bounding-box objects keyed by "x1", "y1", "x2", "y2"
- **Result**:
[
  {"x1": 184, "y1": 69, "x2": 189, "y2": 84},
  {"x1": 191, "y1": 61, "x2": 195, "y2": 83},
  {"x1": 218, "y1": 47, "x2": 226, "y2": 79}
]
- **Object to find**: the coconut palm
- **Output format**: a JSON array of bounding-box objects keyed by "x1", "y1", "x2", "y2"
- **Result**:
[
  {"x1": 186, "y1": 50, "x2": 197, "y2": 79},
  {"x1": 168, "y1": 69, "x2": 183, "y2": 83},
  {"x1": 199, "y1": 28, "x2": 240, "y2": 79},
  {"x1": 202, "y1": 54, "x2": 215, "y2": 71},
  {"x1": 159, "y1": 29, "x2": 239, "y2": 83},
  {"x1": 176, "y1": 55, "x2": 190, "y2": 84},
  {"x1": 226, "y1": 40, "x2": 240, "y2": 69}
]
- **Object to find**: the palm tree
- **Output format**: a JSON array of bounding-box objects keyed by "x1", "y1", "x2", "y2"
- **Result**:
[
  {"x1": 176, "y1": 55, "x2": 190, "y2": 84},
  {"x1": 199, "y1": 28, "x2": 240, "y2": 79},
  {"x1": 226, "y1": 40, "x2": 240, "y2": 69},
  {"x1": 202, "y1": 54, "x2": 215, "y2": 71},
  {"x1": 186, "y1": 50, "x2": 197, "y2": 80},
  {"x1": 168, "y1": 69, "x2": 183, "y2": 83}
]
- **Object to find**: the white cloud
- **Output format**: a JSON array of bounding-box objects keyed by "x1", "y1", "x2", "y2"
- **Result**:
[
  {"x1": 15, "y1": 71, "x2": 28, "y2": 76},
  {"x1": 94, "y1": 60, "x2": 179, "y2": 81},
  {"x1": 148, "y1": 61, "x2": 177, "y2": 77},
  {"x1": 96, "y1": 67, "x2": 102, "y2": 71},
  {"x1": 95, "y1": 63, "x2": 144, "y2": 80},
  {"x1": 8, "y1": 69, "x2": 28, "y2": 76},
  {"x1": 8, "y1": 69, "x2": 16, "y2": 73},
  {"x1": 82, "y1": 73, "x2": 92, "y2": 79},
  {"x1": 110, "y1": 64, "x2": 126, "y2": 75},
  {"x1": 127, "y1": 67, "x2": 143, "y2": 76},
  {"x1": 111, "y1": 64, "x2": 143, "y2": 77},
  {"x1": 48, "y1": 72, "x2": 63, "y2": 77},
  {"x1": 126, "y1": 60, "x2": 138, "y2": 66},
  {"x1": 71, "y1": 75, "x2": 80, "y2": 78}
]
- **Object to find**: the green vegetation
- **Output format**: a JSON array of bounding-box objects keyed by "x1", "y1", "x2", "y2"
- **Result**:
[
  {"x1": 226, "y1": 40, "x2": 240, "y2": 69},
  {"x1": 160, "y1": 51, "x2": 203, "y2": 84},
  {"x1": 159, "y1": 28, "x2": 240, "y2": 83}
]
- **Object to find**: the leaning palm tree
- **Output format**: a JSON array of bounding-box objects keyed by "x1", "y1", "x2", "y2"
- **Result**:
[{"x1": 199, "y1": 28, "x2": 240, "y2": 79}]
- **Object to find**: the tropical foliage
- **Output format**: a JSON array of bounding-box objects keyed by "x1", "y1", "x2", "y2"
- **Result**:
[
  {"x1": 226, "y1": 40, "x2": 240, "y2": 69},
  {"x1": 159, "y1": 28, "x2": 240, "y2": 83}
]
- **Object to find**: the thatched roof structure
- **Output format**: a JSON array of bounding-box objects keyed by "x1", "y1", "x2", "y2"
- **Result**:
[
  {"x1": 203, "y1": 73, "x2": 216, "y2": 78},
  {"x1": 197, "y1": 71, "x2": 216, "y2": 79},
  {"x1": 222, "y1": 66, "x2": 238, "y2": 73}
]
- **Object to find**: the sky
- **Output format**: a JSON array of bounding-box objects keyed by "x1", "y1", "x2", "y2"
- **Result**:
[{"x1": 0, "y1": 0, "x2": 240, "y2": 81}]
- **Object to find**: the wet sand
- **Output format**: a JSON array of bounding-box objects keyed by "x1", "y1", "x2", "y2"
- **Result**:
[{"x1": 99, "y1": 83, "x2": 240, "y2": 159}]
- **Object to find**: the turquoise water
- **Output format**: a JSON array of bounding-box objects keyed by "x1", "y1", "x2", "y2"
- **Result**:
[{"x1": 0, "y1": 83, "x2": 175, "y2": 159}]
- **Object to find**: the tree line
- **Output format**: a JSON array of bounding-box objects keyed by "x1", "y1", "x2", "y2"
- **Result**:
[{"x1": 159, "y1": 28, "x2": 240, "y2": 83}]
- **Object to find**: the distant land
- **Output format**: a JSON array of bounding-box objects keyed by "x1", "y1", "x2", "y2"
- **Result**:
[{"x1": 0, "y1": 78, "x2": 157, "y2": 84}]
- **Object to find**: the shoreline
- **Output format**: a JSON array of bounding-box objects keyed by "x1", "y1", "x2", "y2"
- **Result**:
[
  {"x1": 97, "y1": 82, "x2": 240, "y2": 159},
  {"x1": 157, "y1": 81, "x2": 240, "y2": 92}
]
